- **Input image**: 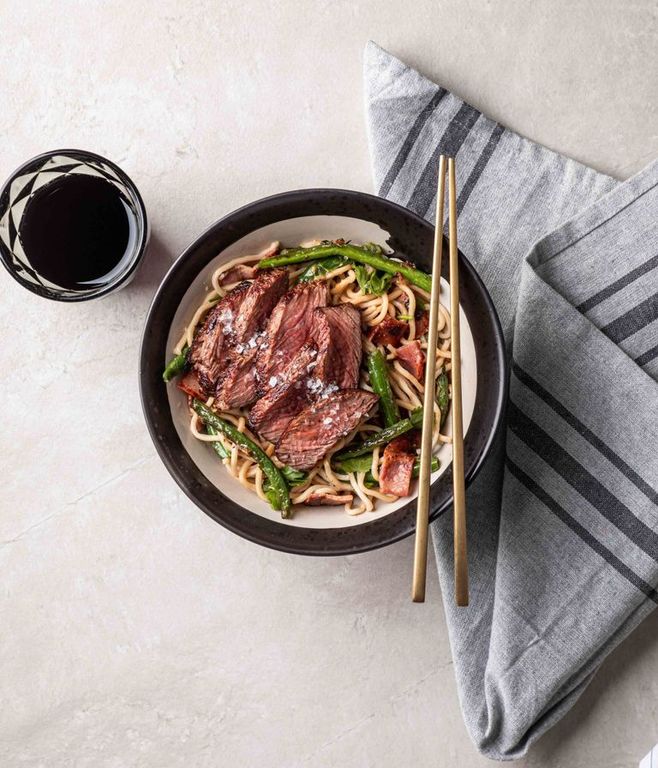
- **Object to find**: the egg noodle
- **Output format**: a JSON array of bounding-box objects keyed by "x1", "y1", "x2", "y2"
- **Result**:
[{"x1": 173, "y1": 242, "x2": 452, "y2": 516}]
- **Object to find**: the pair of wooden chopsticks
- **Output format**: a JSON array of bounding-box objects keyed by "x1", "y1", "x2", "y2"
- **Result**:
[{"x1": 412, "y1": 155, "x2": 469, "y2": 607}]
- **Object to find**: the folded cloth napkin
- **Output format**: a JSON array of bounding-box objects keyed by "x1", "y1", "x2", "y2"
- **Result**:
[{"x1": 364, "y1": 41, "x2": 658, "y2": 760}]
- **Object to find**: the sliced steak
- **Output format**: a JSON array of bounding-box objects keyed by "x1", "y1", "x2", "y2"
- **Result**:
[
  {"x1": 276, "y1": 389, "x2": 379, "y2": 470},
  {"x1": 188, "y1": 281, "x2": 250, "y2": 393},
  {"x1": 379, "y1": 435, "x2": 417, "y2": 497},
  {"x1": 311, "y1": 305, "x2": 362, "y2": 389},
  {"x1": 190, "y1": 269, "x2": 288, "y2": 410},
  {"x1": 232, "y1": 268, "x2": 289, "y2": 343},
  {"x1": 257, "y1": 281, "x2": 329, "y2": 384},
  {"x1": 248, "y1": 344, "x2": 318, "y2": 444},
  {"x1": 306, "y1": 492, "x2": 354, "y2": 506},
  {"x1": 214, "y1": 346, "x2": 260, "y2": 410},
  {"x1": 368, "y1": 315, "x2": 407, "y2": 347},
  {"x1": 396, "y1": 340, "x2": 425, "y2": 381}
]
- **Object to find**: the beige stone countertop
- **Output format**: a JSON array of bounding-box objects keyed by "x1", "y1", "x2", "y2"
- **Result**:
[{"x1": 1, "y1": 1, "x2": 656, "y2": 766}]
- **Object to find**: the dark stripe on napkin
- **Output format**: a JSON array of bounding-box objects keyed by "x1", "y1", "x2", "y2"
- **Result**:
[
  {"x1": 512, "y1": 362, "x2": 658, "y2": 506},
  {"x1": 506, "y1": 457, "x2": 658, "y2": 603},
  {"x1": 601, "y1": 293, "x2": 658, "y2": 343},
  {"x1": 637, "y1": 344, "x2": 658, "y2": 366},
  {"x1": 508, "y1": 401, "x2": 658, "y2": 561},
  {"x1": 457, "y1": 122, "x2": 505, "y2": 215},
  {"x1": 406, "y1": 103, "x2": 481, "y2": 216},
  {"x1": 378, "y1": 88, "x2": 447, "y2": 198},
  {"x1": 577, "y1": 253, "x2": 658, "y2": 313}
]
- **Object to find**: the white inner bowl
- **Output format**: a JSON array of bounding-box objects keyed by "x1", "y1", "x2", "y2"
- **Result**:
[{"x1": 166, "y1": 215, "x2": 477, "y2": 529}]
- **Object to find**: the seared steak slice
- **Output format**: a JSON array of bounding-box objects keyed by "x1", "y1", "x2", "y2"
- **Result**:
[
  {"x1": 198, "y1": 268, "x2": 288, "y2": 409},
  {"x1": 368, "y1": 315, "x2": 407, "y2": 347},
  {"x1": 214, "y1": 346, "x2": 260, "y2": 410},
  {"x1": 275, "y1": 389, "x2": 379, "y2": 470},
  {"x1": 396, "y1": 340, "x2": 425, "y2": 380},
  {"x1": 378, "y1": 435, "x2": 417, "y2": 497},
  {"x1": 233, "y1": 268, "x2": 289, "y2": 342},
  {"x1": 188, "y1": 281, "x2": 250, "y2": 393},
  {"x1": 311, "y1": 305, "x2": 362, "y2": 389},
  {"x1": 257, "y1": 281, "x2": 328, "y2": 383},
  {"x1": 248, "y1": 344, "x2": 317, "y2": 443}
]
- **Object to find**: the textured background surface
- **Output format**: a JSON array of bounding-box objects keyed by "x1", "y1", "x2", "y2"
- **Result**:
[{"x1": 1, "y1": 1, "x2": 656, "y2": 766}]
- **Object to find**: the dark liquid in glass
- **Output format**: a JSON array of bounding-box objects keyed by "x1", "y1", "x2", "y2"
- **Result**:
[{"x1": 19, "y1": 174, "x2": 138, "y2": 290}]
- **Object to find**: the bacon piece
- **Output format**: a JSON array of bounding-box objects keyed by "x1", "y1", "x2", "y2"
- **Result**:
[
  {"x1": 396, "y1": 341, "x2": 425, "y2": 380},
  {"x1": 387, "y1": 433, "x2": 421, "y2": 453},
  {"x1": 379, "y1": 436, "x2": 417, "y2": 497},
  {"x1": 414, "y1": 309, "x2": 429, "y2": 338},
  {"x1": 399, "y1": 289, "x2": 429, "y2": 339},
  {"x1": 368, "y1": 316, "x2": 407, "y2": 348},
  {"x1": 306, "y1": 492, "x2": 354, "y2": 506},
  {"x1": 219, "y1": 241, "x2": 280, "y2": 285},
  {"x1": 219, "y1": 264, "x2": 257, "y2": 285},
  {"x1": 177, "y1": 369, "x2": 206, "y2": 400}
]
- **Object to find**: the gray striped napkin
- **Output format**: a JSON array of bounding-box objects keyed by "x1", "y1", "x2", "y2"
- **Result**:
[{"x1": 364, "y1": 41, "x2": 658, "y2": 759}]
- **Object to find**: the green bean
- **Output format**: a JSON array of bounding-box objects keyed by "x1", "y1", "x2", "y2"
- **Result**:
[
  {"x1": 192, "y1": 400, "x2": 291, "y2": 517},
  {"x1": 367, "y1": 350, "x2": 400, "y2": 427},
  {"x1": 263, "y1": 485, "x2": 283, "y2": 510},
  {"x1": 206, "y1": 424, "x2": 230, "y2": 460},
  {"x1": 297, "y1": 255, "x2": 349, "y2": 282},
  {"x1": 412, "y1": 456, "x2": 440, "y2": 477},
  {"x1": 162, "y1": 345, "x2": 189, "y2": 382},
  {"x1": 334, "y1": 408, "x2": 424, "y2": 461},
  {"x1": 436, "y1": 372, "x2": 450, "y2": 428},
  {"x1": 259, "y1": 242, "x2": 432, "y2": 292},
  {"x1": 263, "y1": 466, "x2": 306, "y2": 507}
]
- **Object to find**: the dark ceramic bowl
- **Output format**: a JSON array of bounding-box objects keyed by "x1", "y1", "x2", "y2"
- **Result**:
[{"x1": 140, "y1": 189, "x2": 506, "y2": 556}]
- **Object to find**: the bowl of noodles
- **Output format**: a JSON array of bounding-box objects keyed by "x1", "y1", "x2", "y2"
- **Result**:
[{"x1": 140, "y1": 189, "x2": 506, "y2": 555}]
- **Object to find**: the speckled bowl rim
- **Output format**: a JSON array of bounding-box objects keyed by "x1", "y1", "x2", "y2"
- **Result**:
[
  {"x1": 139, "y1": 189, "x2": 507, "y2": 556},
  {"x1": 0, "y1": 148, "x2": 149, "y2": 302}
]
